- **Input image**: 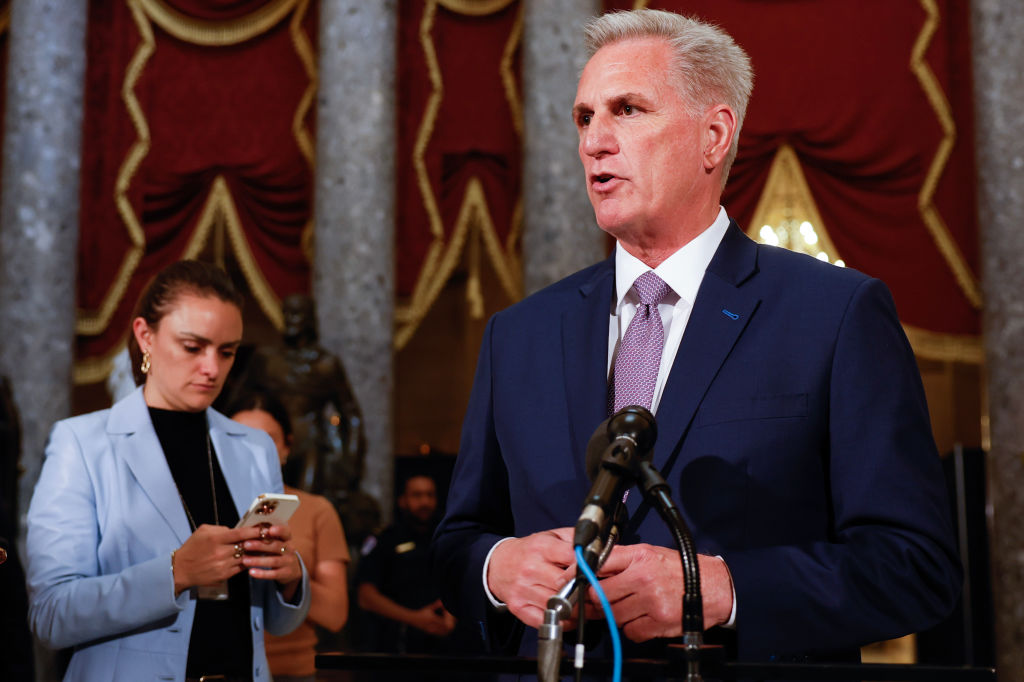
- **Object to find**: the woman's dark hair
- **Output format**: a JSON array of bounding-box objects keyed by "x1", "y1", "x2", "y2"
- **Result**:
[
  {"x1": 227, "y1": 391, "x2": 293, "y2": 440},
  {"x1": 128, "y1": 260, "x2": 245, "y2": 386}
]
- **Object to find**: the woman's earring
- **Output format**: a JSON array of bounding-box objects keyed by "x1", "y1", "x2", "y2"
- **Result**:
[{"x1": 141, "y1": 350, "x2": 151, "y2": 375}]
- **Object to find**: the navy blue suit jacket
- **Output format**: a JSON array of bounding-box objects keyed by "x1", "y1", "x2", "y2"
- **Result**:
[{"x1": 434, "y1": 222, "x2": 960, "y2": 661}]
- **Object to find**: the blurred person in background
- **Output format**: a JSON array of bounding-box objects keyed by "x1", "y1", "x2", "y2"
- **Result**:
[
  {"x1": 231, "y1": 391, "x2": 350, "y2": 682},
  {"x1": 356, "y1": 474, "x2": 456, "y2": 654}
]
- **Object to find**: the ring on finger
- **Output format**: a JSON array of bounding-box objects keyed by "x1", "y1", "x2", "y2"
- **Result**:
[
  {"x1": 233, "y1": 544, "x2": 243, "y2": 560},
  {"x1": 259, "y1": 526, "x2": 269, "y2": 541},
  {"x1": 280, "y1": 545, "x2": 287, "y2": 555}
]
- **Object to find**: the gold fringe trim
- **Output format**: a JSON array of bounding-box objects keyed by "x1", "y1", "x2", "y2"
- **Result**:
[
  {"x1": 912, "y1": 0, "x2": 982, "y2": 309},
  {"x1": 186, "y1": 175, "x2": 284, "y2": 329},
  {"x1": 286, "y1": 0, "x2": 317, "y2": 262},
  {"x1": 289, "y1": 0, "x2": 316, "y2": 165},
  {"x1": 76, "y1": 0, "x2": 153, "y2": 336},
  {"x1": 747, "y1": 144, "x2": 842, "y2": 263},
  {"x1": 904, "y1": 324, "x2": 984, "y2": 364},
  {"x1": 438, "y1": 0, "x2": 517, "y2": 16},
  {"x1": 467, "y1": 216, "x2": 484, "y2": 318},
  {"x1": 395, "y1": 178, "x2": 522, "y2": 349},
  {"x1": 412, "y1": 1, "x2": 445, "y2": 248},
  {"x1": 500, "y1": 2, "x2": 524, "y2": 136},
  {"x1": 136, "y1": 0, "x2": 296, "y2": 46},
  {"x1": 505, "y1": 194, "x2": 524, "y2": 280},
  {"x1": 394, "y1": 0, "x2": 524, "y2": 349},
  {"x1": 73, "y1": 337, "x2": 129, "y2": 386}
]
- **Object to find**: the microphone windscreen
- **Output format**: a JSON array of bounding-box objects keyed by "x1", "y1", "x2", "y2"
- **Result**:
[{"x1": 585, "y1": 418, "x2": 611, "y2": 481}]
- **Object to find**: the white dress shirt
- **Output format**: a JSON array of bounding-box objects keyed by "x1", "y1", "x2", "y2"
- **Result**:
[{"x1": 608, "y1": 207, "x2": 731, "y2": 410}]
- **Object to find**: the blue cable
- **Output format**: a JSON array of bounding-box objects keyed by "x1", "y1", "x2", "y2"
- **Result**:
[{"x1": 574, "y1": 545, "x2": 622, "y2": 682}]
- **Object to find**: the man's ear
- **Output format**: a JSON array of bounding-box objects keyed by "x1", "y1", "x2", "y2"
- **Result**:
[{"x1": 702, "y1": 104, "x2": 737, "y2": 171}]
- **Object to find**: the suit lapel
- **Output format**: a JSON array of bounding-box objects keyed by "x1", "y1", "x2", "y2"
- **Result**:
[
  {"x1": 563, "y1": 257, "x2": 615, "y2": 479},
  {"x1": 109, "y1": 389, "x2": 192, "y2": 544},
  {"x1": 208, "y1": 412, "x2": 258, "y2": 518},
  {"x1": 651, "y1": 222, "x2": 761, "y2": 476}
]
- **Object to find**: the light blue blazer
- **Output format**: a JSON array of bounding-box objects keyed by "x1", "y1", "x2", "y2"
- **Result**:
[{"x1": 26, "y1": 387, "x2": 310, "y2": 681}]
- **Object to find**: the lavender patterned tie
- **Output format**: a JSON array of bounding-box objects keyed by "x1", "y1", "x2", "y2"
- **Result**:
[{"x1": 609, "y1": 271, "x2": 672, "y2": 414}]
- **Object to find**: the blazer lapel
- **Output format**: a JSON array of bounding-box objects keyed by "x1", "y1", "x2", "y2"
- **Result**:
[
  {"x1": 208, "y1": 411, "x2": 259, "y2": 518},
  {"x1": 563, "y1": 257, "x2": 615, "y2": 480},
  {"x1": 109, "y1": 388, "x2": 192, "y2": 544},
  {"x1": 653, "y1": 222, "x2": 762, "y2": 478}
]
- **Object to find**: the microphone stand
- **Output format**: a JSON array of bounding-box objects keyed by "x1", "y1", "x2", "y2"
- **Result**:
[
  {"x1": 537, "y1": 513, "x2": 623, "y2": 682},
  {"x1": 636, "y1": 459, "x2": 705, "y2": 682}
]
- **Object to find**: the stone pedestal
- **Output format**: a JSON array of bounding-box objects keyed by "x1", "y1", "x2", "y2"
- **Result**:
[
  {"x1": 522, "y1": 0, "x2": 604, "y2": 294},
  {"x1": 313, "y1": 0, "x2": 397, "y2": 520},
  {"x1": 973, "y1": 0, "x2": 1024, "y2": 677},
  {"x1": 0, "y1": 0, "x2": 87, "y2": 533}
]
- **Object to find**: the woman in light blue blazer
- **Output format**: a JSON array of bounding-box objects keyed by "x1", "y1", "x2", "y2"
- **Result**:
[{"x1": 26, "y1": 261, "x2": 310, "y2": 682}]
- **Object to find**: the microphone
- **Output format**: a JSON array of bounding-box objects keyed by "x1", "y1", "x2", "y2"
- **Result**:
[{"x1": 573, "y1": 406, "x2": 657, "y2": 552}]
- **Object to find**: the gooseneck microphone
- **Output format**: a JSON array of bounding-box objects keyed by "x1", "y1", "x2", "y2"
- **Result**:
[
  {"x1": 539, "y1": 408, "x2": 652, "y2": 682},
  {"x1": 573, "y1": 406, "x2": 657, "y2": 552},
  {"x1": 543, "y1": 406, "x2": 710, "y2": 682}
]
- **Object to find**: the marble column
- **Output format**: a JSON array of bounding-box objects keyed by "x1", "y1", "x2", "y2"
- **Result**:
[
  {"x1": 314, "y1": 1, "x2": 397, "y2": 520},
  {"x1": 0, "y1": 0, "x2": 87, "y2": 533},
  {"x1": 973, "y1": 0, "x2": 1024, "y2": 677},
  {"x1": 522, "y1": 0, "x2": 604, "y2": 294}
]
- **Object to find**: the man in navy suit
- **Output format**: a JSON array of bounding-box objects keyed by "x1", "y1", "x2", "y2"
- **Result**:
[{"x1": 433, "y1": 8, "x2": 960, "y2": 663}]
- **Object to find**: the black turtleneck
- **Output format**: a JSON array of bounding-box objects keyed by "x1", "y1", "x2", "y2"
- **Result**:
[{"x1": 149, "y1": 407, "x2": 252, "y2": 679}]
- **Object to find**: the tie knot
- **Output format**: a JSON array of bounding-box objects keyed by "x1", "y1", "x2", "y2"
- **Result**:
[{"x1": 633, "y1": 271, "x2": 671, "y2": 306}]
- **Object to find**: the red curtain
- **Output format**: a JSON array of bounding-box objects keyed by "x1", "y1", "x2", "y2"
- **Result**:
[
  {"x1": 73, "y1": 0, "x2": 980, "y2": 376},
  {"x1": 394, "y1": 1, "x2": 523, "y2": 346},
  {"x1": 609, "y1": 0, "x2": 979, "y2": 342},
  {"x1": 75, "y1": 0, "x2": 316, "y2": 381}
]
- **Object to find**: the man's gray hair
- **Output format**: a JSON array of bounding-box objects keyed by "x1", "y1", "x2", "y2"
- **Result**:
[{"x1": 583, "y1": 9, "x2": 753, "y2": 176}]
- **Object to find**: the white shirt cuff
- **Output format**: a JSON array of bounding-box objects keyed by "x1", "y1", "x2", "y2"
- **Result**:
[
  {"x1": 482, "y1": 537, "x2": 515, "y2": 610},
  {"x1": 715, "y1": 554, "x2": 738, "y2": 628}
]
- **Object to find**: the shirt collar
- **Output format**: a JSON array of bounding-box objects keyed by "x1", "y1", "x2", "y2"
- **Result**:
[{"x1": 613, "y1": 206, "x2": 731, "y2": 311}]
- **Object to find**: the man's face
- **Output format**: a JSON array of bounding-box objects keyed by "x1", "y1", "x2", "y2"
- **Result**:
[
  {"x1": 398, "y1": 476, "x2": 437, "y2": 525},
  {"x1": 574, "y1": 38, "x2": 708, "y2": 250}
]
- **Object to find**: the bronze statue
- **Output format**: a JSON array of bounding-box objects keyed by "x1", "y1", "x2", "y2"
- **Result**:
[{"x1": 235, "y1": 294, "x2": 377, "y2": 544}]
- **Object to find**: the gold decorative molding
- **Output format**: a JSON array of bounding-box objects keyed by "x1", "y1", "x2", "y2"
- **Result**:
[
  {"x1": 76, "y1": 0, "x2": 313, "y2": 344},
  {"x1": 287, "y1": 0, "x2": 317, "y2": 261},
  {"x1": 903, "y1": 323, "x2": 984, "y2": 364},
  {"x1": 395, "y1": 0, "x2": 524, "y2": 350},
  {"x1": 76, "y1": 0, "x2": 153, "y2": 337},
  {"x1": 438, "y1": 0, "x2": 517, "y2": 16},
  {"x1": 136, "y1": 0, "x2": 296, "y2": 46},
  {"x1": 73, "y1": 336, "x2": 129, "y2": 385},
  {"x1": 747, "y1": 144, "x2": 842, "y2": 264},
  {"x1": 395, "y1": 178, "x2": 522, "y2": 348},
  {"x1": 184, "y1": 175, "x2": 284, "y2": 330},
  {"x1": 912, "y1": 0, "x2": 981, "y2": 309},
  {"x1": 500, "y1": 1, "x2": 524, "y2": 136}
]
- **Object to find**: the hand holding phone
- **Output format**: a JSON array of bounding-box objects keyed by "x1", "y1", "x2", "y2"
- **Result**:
[{"x1": 235, "y1": 493, "x2": 300, "y2": 529}]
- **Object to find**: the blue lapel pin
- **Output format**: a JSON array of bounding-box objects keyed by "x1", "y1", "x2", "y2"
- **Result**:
[{"x1": 722, "y1": 308, "x2": 739, "y2": 320}]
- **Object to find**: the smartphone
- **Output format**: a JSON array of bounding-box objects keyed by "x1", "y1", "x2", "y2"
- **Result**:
[{"x1": 235, "y1": 493, "x2": 300, "y2": 528}]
